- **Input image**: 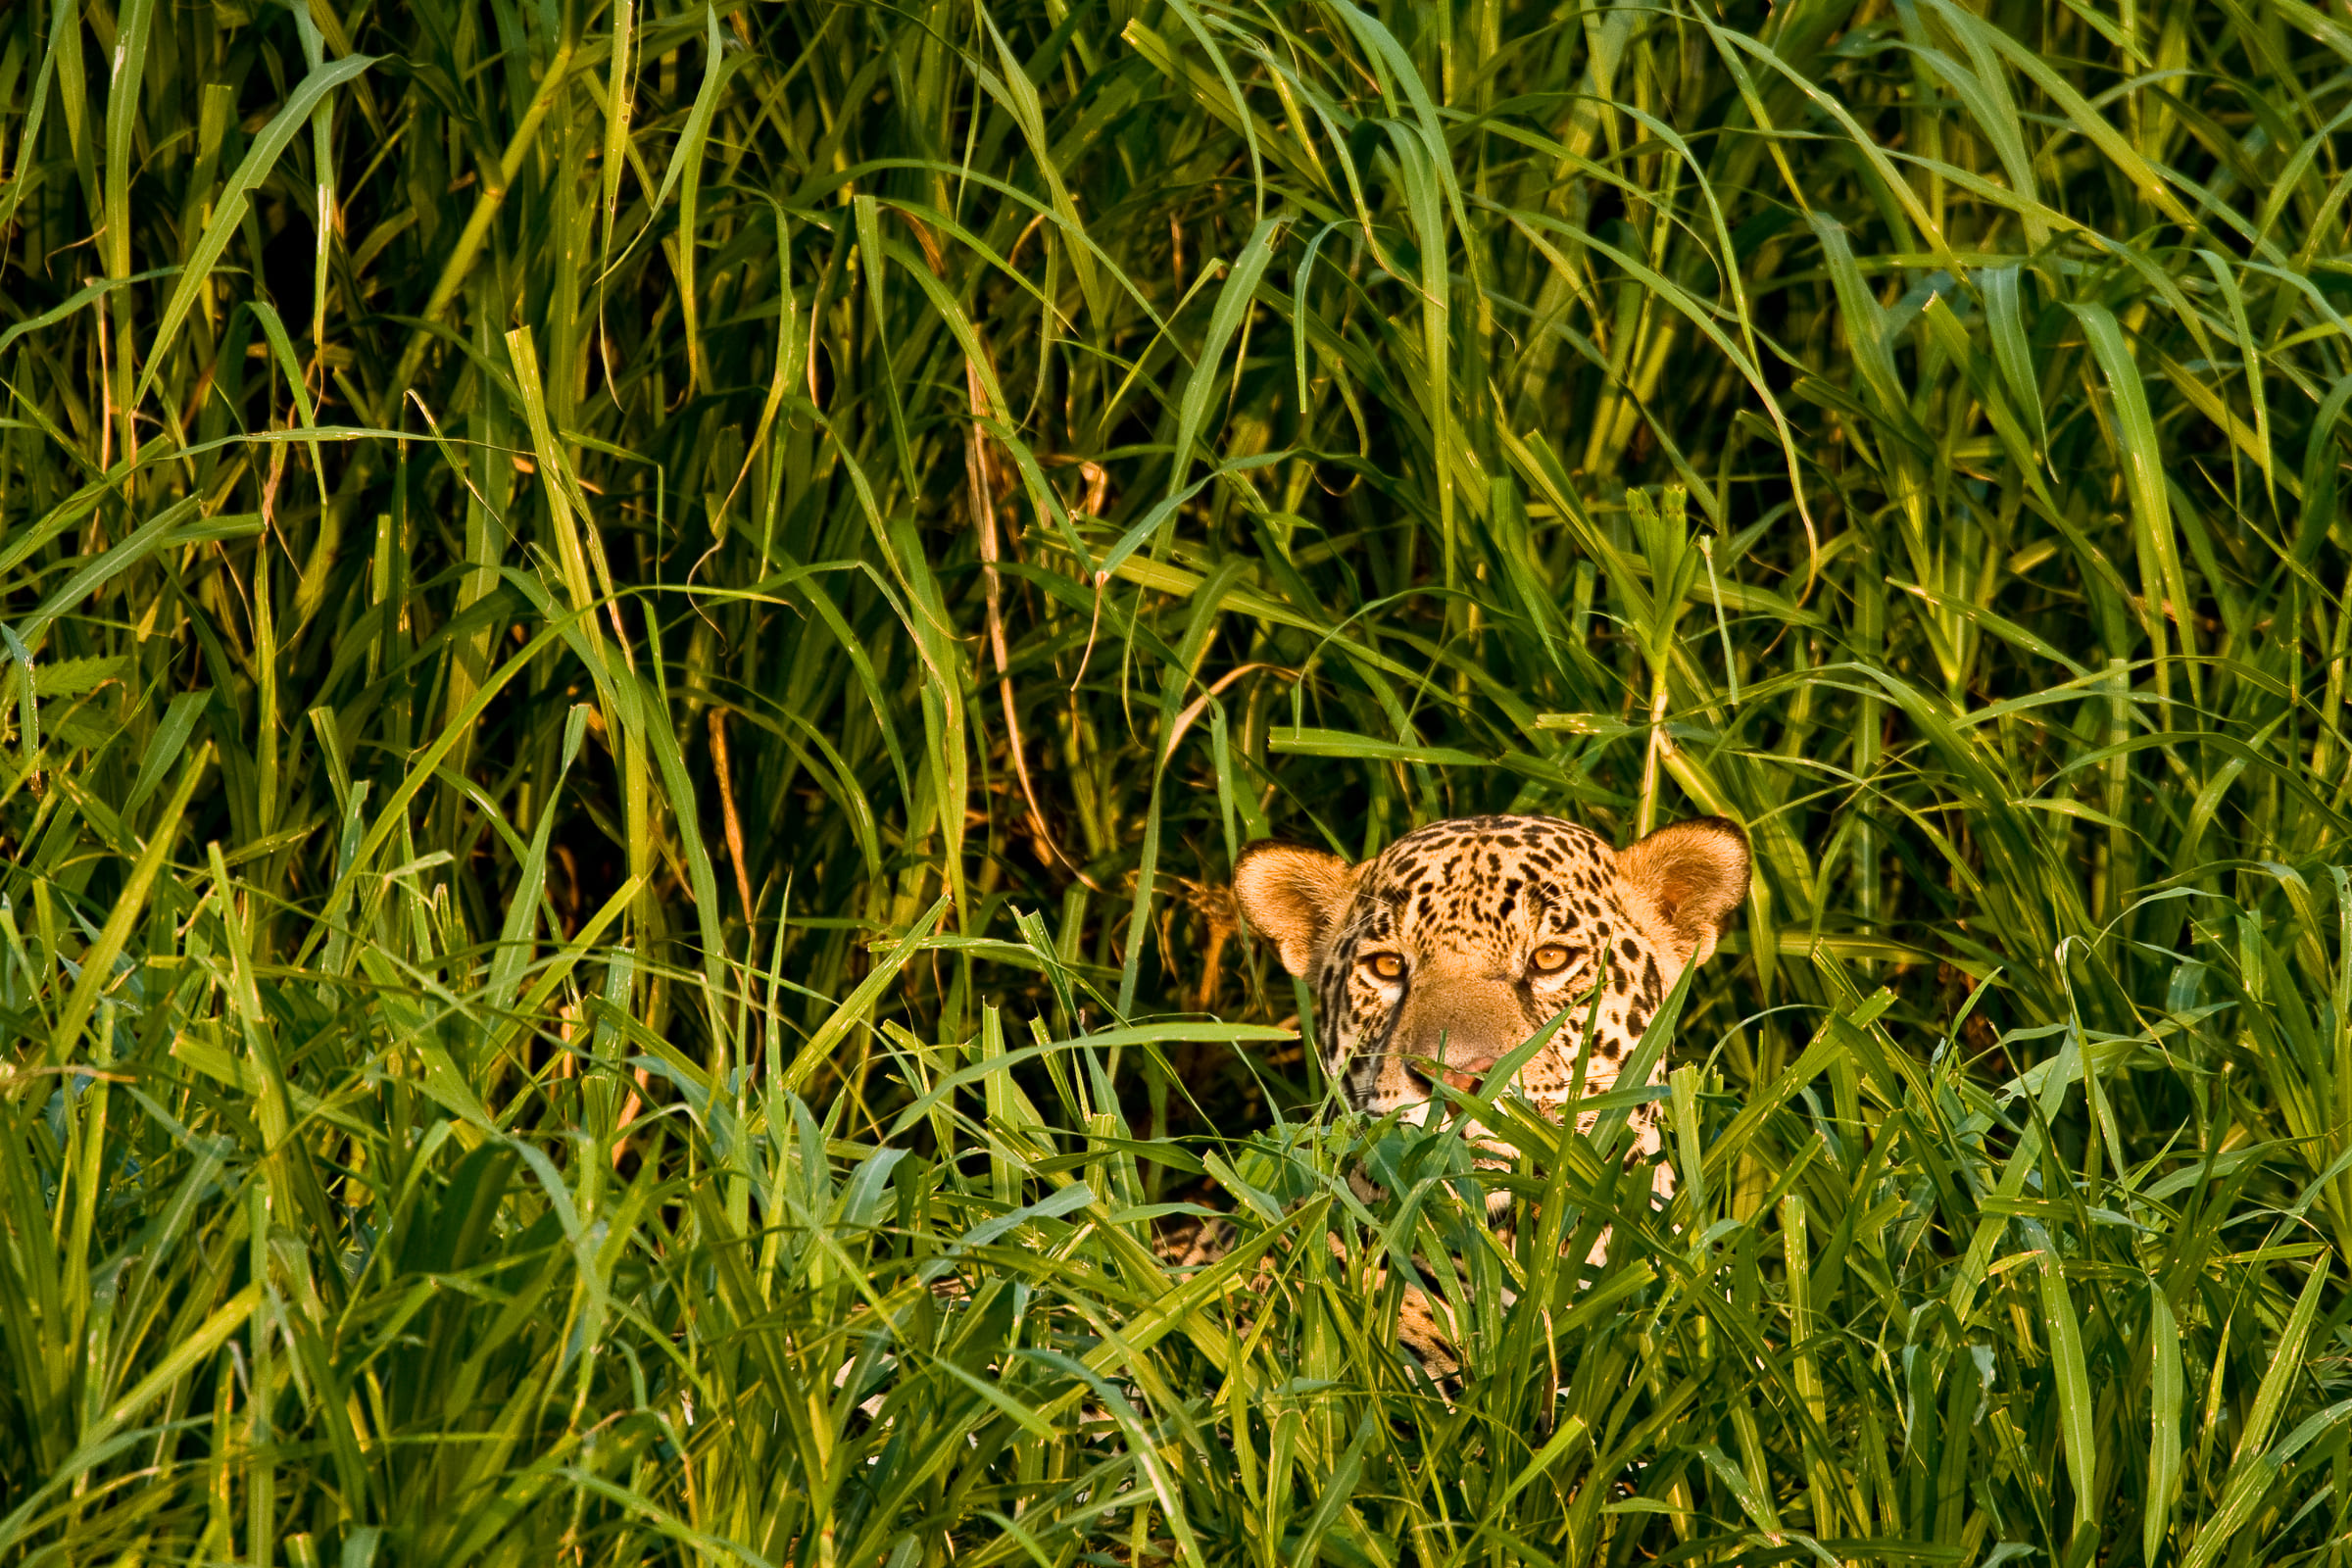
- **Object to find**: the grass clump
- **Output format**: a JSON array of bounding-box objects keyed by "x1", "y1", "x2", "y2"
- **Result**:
[{"x1": 4, "y1": 0, "x2": 2352, "y2": 1559}]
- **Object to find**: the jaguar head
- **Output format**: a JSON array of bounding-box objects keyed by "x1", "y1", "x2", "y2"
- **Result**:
[{"x1": 1232, "y1": 813, "x2": 1749, "y2": 1123}]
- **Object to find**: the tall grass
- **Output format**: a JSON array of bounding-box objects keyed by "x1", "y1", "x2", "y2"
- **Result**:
[{"x1": 4, "y1": 0, "x2": 2352, "y2": 1557}]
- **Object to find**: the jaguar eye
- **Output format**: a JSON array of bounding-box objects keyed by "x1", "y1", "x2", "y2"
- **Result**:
[
  {"x1": 1530, "y1": 944, "x2": 1574, "y2": 975},
  {"x1": 1361, "y1": 952, "x2": 1406, "y2": 982}
]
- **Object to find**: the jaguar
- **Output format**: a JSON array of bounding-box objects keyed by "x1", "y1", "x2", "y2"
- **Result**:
[{"x1": 1225, "y1": 811, "x2": 1750, "y2": 1374}]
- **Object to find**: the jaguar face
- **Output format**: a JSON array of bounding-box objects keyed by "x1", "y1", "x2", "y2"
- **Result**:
[{"x1": 1232, "y1": 813, "x2": 1749, "y2": 1128}]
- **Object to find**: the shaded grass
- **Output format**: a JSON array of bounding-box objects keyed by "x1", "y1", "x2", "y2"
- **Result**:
[{"x1": 4, "y1": 0, "x2": 2352, "y2": 1557}]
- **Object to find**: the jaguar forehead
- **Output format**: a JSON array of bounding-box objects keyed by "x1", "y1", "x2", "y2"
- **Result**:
[{"x1": 1325, "y1": 816, "x2": 1637, "y2": 975}]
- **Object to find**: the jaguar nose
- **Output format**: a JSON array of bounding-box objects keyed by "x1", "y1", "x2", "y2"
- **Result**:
[
  {"x1": 1405, "y1": 1033, "x2": 1505, "y2": 1096},
  {"x1": 1390, "y1": 977, "x2": 1527, "y2": 1102}
]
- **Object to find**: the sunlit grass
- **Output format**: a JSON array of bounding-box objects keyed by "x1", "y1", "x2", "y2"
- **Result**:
[{"x1": 4, "y1": 0, "x2": 2352, "y2": 1558}]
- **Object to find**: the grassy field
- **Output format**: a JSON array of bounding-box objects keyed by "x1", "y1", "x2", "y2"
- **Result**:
[{"x1": 5, "y1": 0, "x2": 2352, "y2": 1558}]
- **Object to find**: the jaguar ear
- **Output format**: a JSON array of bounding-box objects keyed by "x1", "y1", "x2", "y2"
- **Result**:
[
  {"x1": 1232, "y1": 840, "x2": 1359, "y2": 978},
  {"x1": 1618, "y1": 816, "x2": 1750, "y2": 967}
]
